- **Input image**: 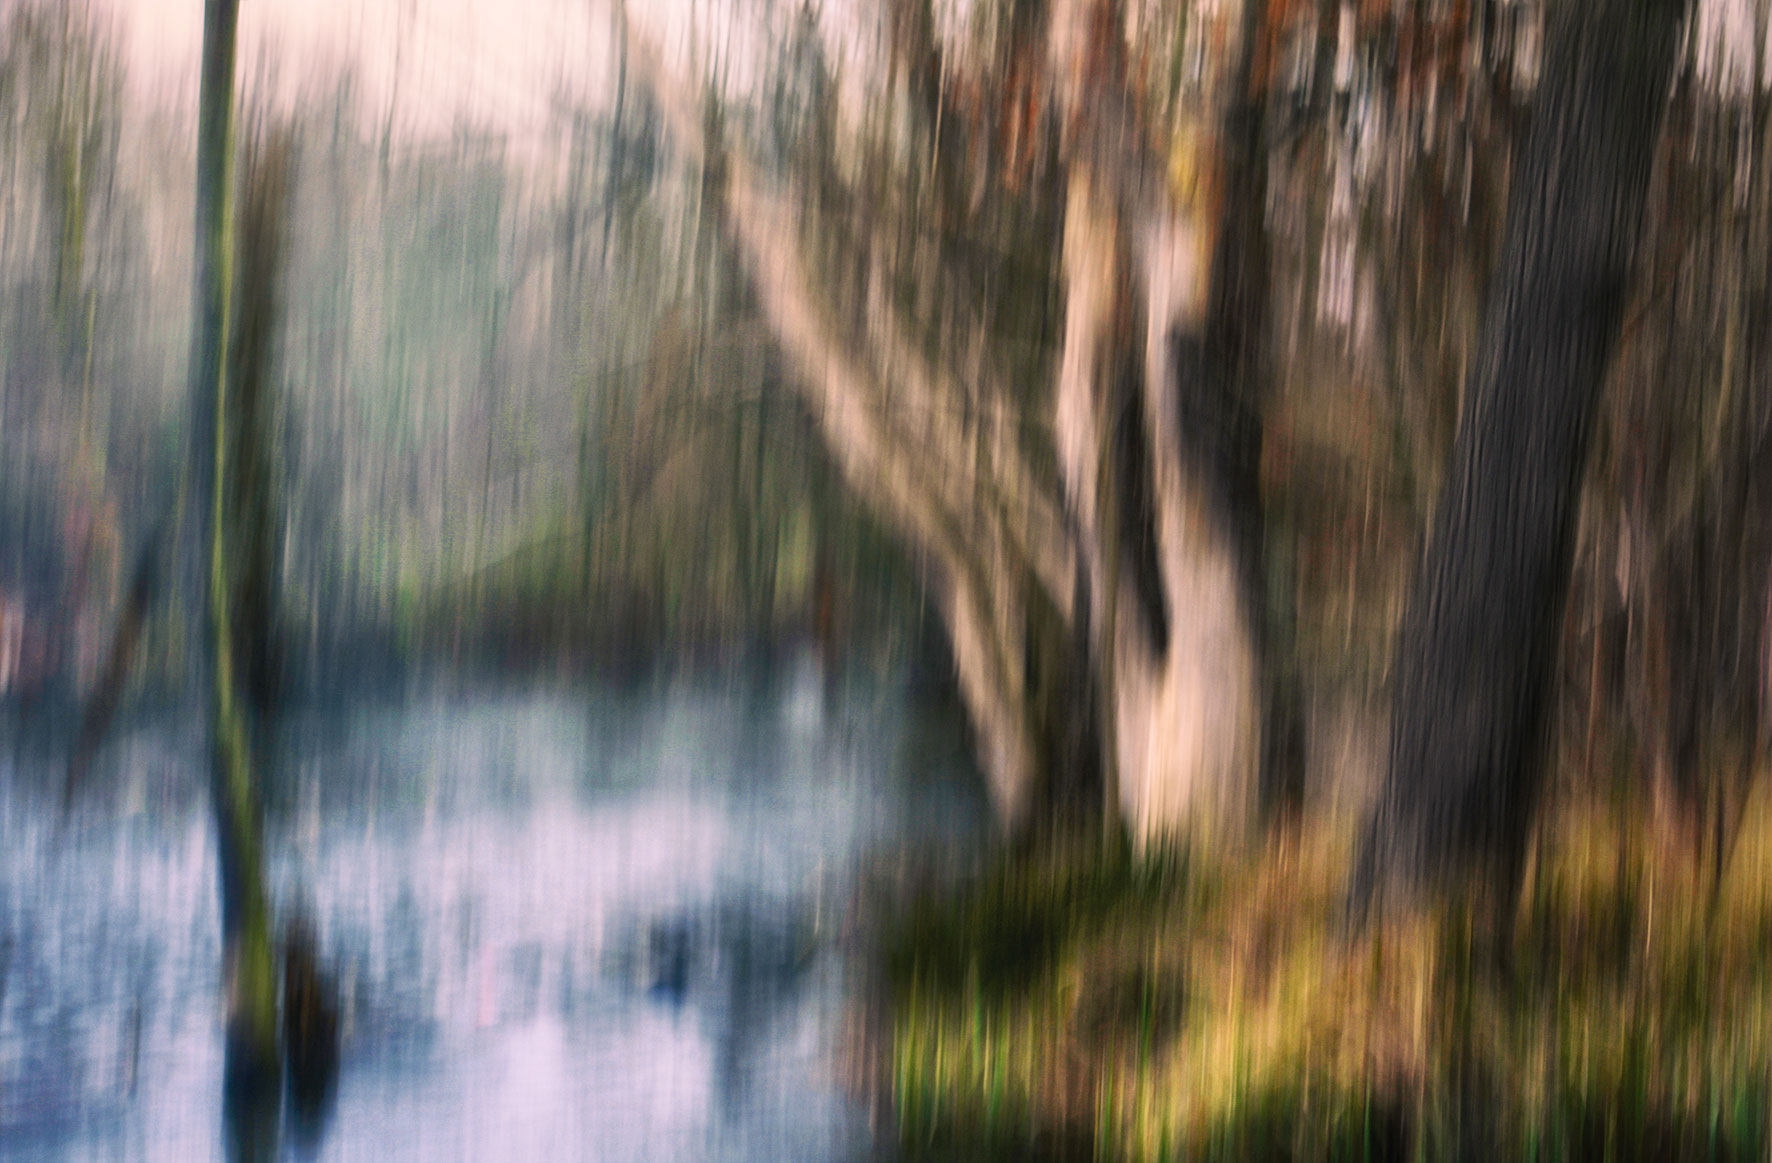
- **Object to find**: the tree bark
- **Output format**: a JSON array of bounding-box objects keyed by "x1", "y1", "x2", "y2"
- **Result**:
[
  {"x1": 1351, "y1": 0, "x2": 1690, "y2": 920},
  {"x1": 1048, "y1": 0, "x2": 1283, "y2": 852},
  {"x1": 188, "y1": 1, "x2": 281, "y2": 1153},
  {"x1": 230, "y1": 124, "x2": 293, "y2": 723}
]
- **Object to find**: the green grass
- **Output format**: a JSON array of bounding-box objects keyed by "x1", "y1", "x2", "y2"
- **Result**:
[
  {"x1": 883, "y1": 835, "x2": 1195, "y2": 1003},
  {"x1": 884, "y1": 796, "x2": 1772, "y2": 1161}
]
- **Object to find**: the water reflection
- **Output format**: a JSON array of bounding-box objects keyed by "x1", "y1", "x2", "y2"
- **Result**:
[{"x1": 0, "y1": 653, "x2": 987, "y2": 1161}]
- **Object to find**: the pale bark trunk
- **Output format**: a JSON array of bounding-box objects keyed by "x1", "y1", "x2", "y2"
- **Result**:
[
  {"x1": 1055, "y1": 170, "x2": 1261, "y2": 851},
  {"x1": 1048, "y1": 0, "x2": 1268, "y2": 852},
  {"x1": 625, "y1": 32, "x2": 1071, "y2": 824}
]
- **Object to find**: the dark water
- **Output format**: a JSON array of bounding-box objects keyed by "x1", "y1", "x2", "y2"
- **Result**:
[{"x1": 0, "y1": 652, "x2": 988, "y2": 1161}]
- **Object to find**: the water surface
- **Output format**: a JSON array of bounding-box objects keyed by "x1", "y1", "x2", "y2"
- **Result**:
[{"x1": 0, "y1": 654, "x2": 987, "y2": 1161}]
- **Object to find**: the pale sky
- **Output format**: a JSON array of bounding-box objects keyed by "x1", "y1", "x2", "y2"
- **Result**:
[
  {"x1": 100, "y1": 0, "x2": 1772, "y2": 141},
  {"x1": 104, "y1": 0, "x2": 700, "y2": 139}
]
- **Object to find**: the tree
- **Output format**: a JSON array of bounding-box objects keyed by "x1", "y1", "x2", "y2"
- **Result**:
[
  {"x1": 1350, "y1": 0, "x2": 1691, "y2": 922},
  {"x1": 229, "y1": 120, "x2": 295, "y2": 723},
  {"x1": 1574, "y1": 23, "x2": 1772, "y2": 888},
  {"x1": 624, "y1": 0, "x2": 1296, "y2": 850},
  {"x1": 0, "y1": 0, "x2": 126, "y2": 457},
  {"x1": 186, "y1": 0, "x2": 281, "y2": 1154}
]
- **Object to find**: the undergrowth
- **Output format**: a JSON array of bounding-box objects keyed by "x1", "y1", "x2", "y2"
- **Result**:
[{"x1": 885, "y1": 790, "x2": 1772, "y2": 1161}]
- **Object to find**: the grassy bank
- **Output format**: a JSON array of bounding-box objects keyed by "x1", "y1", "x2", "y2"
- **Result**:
[{"x1": 883, "y1": 790, "x2": 1772, "y2": 1161}]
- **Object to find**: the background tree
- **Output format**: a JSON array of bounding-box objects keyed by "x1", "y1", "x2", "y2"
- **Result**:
[{"x1": 186, "y1": 2, "x2": 282, "y2": 1154}]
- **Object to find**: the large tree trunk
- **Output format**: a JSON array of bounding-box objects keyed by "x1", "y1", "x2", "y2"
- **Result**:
[{"x1": 1351, "y1": 0, "x2": 1689, "y2": 920}]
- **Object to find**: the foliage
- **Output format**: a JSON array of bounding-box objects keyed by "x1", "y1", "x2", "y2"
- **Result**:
[{"x1": 888, "y1": 787, "x2": 1772, "y2": 1161}]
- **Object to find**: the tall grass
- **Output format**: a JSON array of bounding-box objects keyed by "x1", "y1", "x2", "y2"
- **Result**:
[{"x1": 886, "y1": 789, "x2": 1772, "y2": 1161}]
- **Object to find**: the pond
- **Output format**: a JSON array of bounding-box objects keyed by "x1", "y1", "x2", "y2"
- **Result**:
[{"x1": 0, "y1": 652, "x2": 989, "y2": 1161}]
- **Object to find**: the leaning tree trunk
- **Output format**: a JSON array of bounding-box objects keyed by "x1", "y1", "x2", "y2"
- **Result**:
[
  {"x1": 625, "y1": 26, "x2": 1075, "y2": 829},
  {"x1": 624, "y1": 0, "x2": 1287, "y2": 847},
  {"x1": 188, "y1": 0, "x2": 280, "y2": 1154},
  {"x1": 1351, "y1": 0, "x2": 1690, "y2": 920}
]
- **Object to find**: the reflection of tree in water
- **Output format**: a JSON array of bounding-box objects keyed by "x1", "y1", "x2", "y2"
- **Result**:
[
  {"x1": 712, "y1": 905, "x2": 819, "y2": 1120},
  {"x1": 641, "y1": 900, "x2": 822, "y2": 1119},
  {"x1": 282, "y1": 910, "x2": 340, "y2": 1147}
]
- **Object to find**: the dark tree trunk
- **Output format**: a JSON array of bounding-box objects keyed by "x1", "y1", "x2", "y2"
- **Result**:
[
  {"x1": 230, "y1": 126, "x2": 293, "y2": 725},
  {"x1": 1024, "y1": 563, "x2": 1104, "y2": 833},
  {"x1": 189, "y1": 1, "x2": 283, "y2": 1156},
  {"x1": 1352, "y1": 0, "x2": 1689, "y2": 919},
  {"x1": 1205, "y1": 2, "x2": 1304, "y2": 822}
]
